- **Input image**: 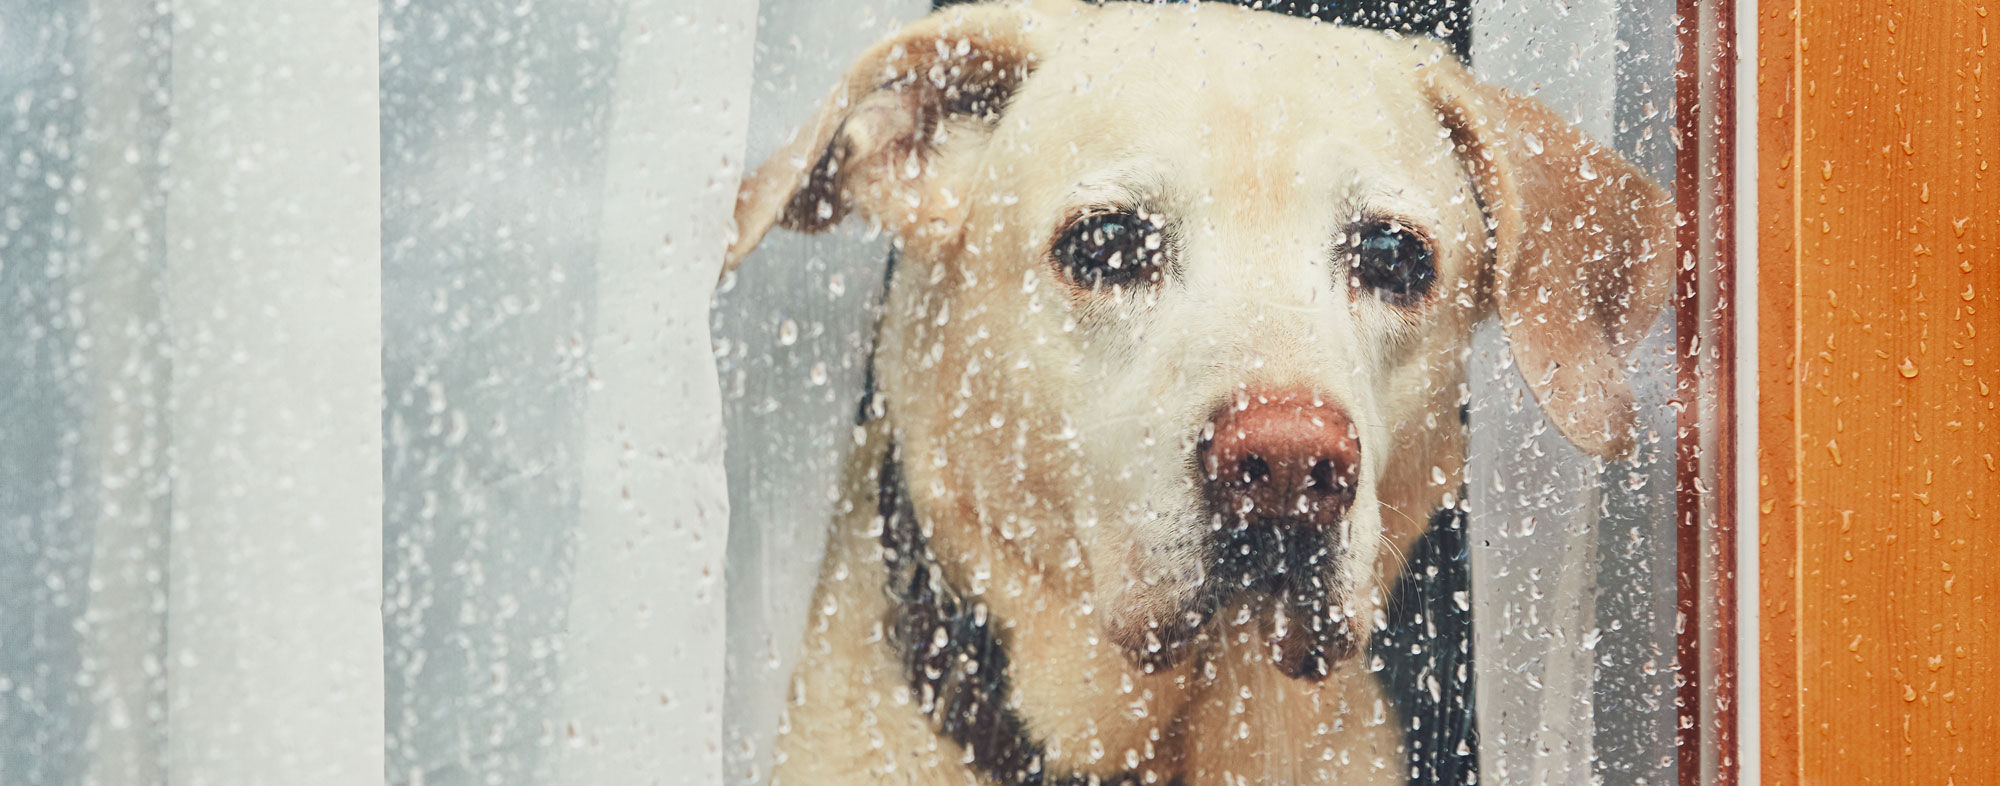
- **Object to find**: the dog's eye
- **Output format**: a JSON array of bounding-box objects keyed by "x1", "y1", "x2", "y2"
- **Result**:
[
  {"x1": 1348, "y1": 223, "x2": 1435, "y2": 307},
  {"x1": 1053, "y1": 211, "x2": 1163, "y2": 289}
]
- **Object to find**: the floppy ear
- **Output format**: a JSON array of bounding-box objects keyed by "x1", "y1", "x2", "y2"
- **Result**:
[
  {"x1": 1424, "y1": 63, "x2": 1674, "y2": 460},
  {"x1": 720, "y1": 5, "x2": 1042, "y2": 279}
]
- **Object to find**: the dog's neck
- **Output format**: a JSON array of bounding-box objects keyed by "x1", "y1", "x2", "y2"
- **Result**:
[
  {"x1": 872, "y1": 435, "x2": 1474, "y2": 786},
  {"x1": 875, "y1": 443, "x2": 1175, "y2": 786}
]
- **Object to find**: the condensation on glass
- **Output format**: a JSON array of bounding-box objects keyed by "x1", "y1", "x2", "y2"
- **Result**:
[{"x1": 0, "y1": 1, "x2": 1736, "y2": 785}]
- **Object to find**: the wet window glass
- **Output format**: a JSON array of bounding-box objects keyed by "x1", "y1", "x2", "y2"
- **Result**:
[{"x1": 1, "y1": 1, "x2": 1741, "y2": 784}]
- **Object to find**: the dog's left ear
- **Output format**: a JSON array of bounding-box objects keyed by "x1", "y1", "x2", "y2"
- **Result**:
[
  {"x1": 721, "y1": 4, "x2": 1043, "y2": 279},
  {"x1": 1423, "y1": 62, "x2": 1674, "y2": 460}
]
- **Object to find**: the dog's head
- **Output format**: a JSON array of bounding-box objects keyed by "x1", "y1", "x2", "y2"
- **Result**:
[{"x1": 724, "y1": 2, "x2": 1669, "y2": 682}]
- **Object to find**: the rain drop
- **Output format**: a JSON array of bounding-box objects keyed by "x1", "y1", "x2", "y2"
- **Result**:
[{"x1": 1523, "y1": 131, "x2": 1545, "y2": 155}]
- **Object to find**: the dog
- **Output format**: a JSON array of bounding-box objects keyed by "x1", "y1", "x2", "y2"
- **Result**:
[{"x1": 719, "y1": 2, "x2": 1671, "y2": 783}]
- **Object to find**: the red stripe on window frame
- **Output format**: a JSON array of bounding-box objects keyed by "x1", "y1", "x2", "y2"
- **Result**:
[{"x1": 1675, "y1": 0, "x2": 1740, "y2": 784}]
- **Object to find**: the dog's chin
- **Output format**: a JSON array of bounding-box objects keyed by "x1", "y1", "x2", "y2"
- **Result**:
[
  {"x1": 1100, "y1": 515, "x2": 1366, "y2": 680},
  {"x1": 1104, "y1": 578, "x2": 1361, "y2": 681},
  {"x1": 1206, "y1": 515, "x2": 1363, "y2": 682},
  {"x1": 1251, "y1": 585, "x2": 1360, "y2": 682}
]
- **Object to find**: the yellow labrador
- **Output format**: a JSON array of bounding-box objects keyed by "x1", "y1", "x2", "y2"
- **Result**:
[{"x1": 720, "y1": 2, "x2": 1670, "y2": 783}]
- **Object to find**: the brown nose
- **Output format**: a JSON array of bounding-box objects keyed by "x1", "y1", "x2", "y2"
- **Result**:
[{"x1": 1198, "y1": 391, "x2": 1360, "y2": 530}]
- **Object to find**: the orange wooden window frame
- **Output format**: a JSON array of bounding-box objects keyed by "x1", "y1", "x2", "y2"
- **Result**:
[{"x1": 1758, "y1": 1, "x2": 1999, "y2": 783}]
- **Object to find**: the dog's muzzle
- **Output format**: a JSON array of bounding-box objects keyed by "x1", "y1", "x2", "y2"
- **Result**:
[{"x1": 1195, "y1": 390, "x2": 1362, "y2": 681}]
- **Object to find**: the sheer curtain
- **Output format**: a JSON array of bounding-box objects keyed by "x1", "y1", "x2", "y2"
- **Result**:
[
  {"x1": 0, "y1": 1, "x2": 747, "y2": 783},
  {"x1": 554, "y1": 1, "x2": 752, "y2": 783},
  {"x1": 162, "y1": 0, "x2": 383, "y2": 782}
]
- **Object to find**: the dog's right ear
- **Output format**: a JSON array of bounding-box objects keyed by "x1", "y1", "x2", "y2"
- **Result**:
[
  {"x1": 720, "y1": 5, "x2": 1044, "y2": 280},
  {"x1": 1422, "y1": 61, "x2": 1674, "y2": 461}
]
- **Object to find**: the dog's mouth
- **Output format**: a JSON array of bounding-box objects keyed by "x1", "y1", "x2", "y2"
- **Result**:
[
  {"x1": 1124, "y1": 514, "x2": 1359, "y2": 683},
  {"x1": 1204, "y1": 516, "x2": 1358, "y2": 681}
]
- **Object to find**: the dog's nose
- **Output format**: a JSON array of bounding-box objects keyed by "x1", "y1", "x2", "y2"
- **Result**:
[{"x1": 1199, "y1": 391, "x2": 1360, "y2": 529}]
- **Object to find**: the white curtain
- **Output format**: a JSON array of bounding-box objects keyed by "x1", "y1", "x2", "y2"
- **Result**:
[
  {"x1": 160, "y1": 0, "x2": 384, "y2": 783},
  {"x1": 0, "y1": 1, "x2": 749, "y2": 783},
  {"x1": 555, "y1": 2, "x2": 754, "y2": 784}
]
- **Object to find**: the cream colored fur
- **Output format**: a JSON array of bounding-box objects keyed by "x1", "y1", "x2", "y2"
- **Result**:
[{"x1": 721, "y1": 2, "x2": 1670, "y2": 784}]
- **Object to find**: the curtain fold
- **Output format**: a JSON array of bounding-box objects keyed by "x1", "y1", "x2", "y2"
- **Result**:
[
  {"x1": 552, "y1": 1, "x2": 755, "y2": 784},
  {"x1": 160, "y1": 1, "x2": 384, "y2": 783},
  {"x1": 75, "y1": 1, "x2": 172, "y2": 783}
]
